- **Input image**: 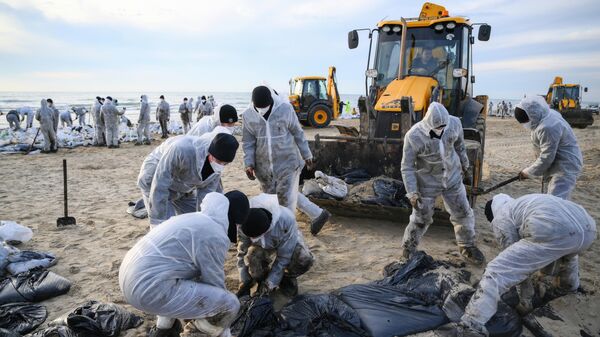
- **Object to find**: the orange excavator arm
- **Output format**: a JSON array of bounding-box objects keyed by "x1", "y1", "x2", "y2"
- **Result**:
[{"x1": 327, "y1": 66, "x2": 340, "y2": 118}]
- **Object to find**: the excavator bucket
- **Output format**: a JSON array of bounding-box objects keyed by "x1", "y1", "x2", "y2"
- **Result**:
[
  {"x1": 561, "y1": 109, "x2": 594, "y2": 129},
  {"x1": 305, "y1": 134, "x2": 483, "y2": 224}
]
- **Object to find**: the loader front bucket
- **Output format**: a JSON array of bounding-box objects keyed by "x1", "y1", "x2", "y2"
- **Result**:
[{"x1": 561, "y1": 109, "x2": 594, "y2": 129}]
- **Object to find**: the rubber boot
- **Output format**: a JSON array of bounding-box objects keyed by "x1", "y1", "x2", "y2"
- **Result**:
[
  {"x1": 310, "y1": 210, "x2": 331, "y2": 236},
  {"x1": 460, "y1": 246, "x2": 485, "y2": 266}
]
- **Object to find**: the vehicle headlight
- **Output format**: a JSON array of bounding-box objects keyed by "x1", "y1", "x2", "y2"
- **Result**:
[
  {"x1": 434, "y1": 24, "x2": 444, "y2": 31},
  {"x1": 446, "y1": 22, "x2": 456, "y2": 29},
  {"x1": 392, "y1": 26, "x2": 401, "y2": 33},
  {"x1": 382, "y1": 25, "x2": 391, "y2": 33}
]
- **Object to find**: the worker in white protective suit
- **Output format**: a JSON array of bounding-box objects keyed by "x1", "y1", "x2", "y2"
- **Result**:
[
  {"x1": 5, "y1": 110, "x2": 21, "y2": 131},
  {"x1": 459, "y1": 193, "x2": 597, "y2": 336},
  {"x1": 59, "y1": 109, "x2": 73, "y2": 128},
  {"x1": 156, "y1": 95, "x2": 170, "y2": 138},
  {"x1": 46, "y1": 99, "x2": 59, "y2": 134},
  {"x1": 196, "y1": 95, "x2": 214, "y2": 121},
  {"x1": 35, "y1": 99, "x2": 58, "y2": 153},
  {"x1": 179, "y1": 97, "x2": 192, "y2": 134},
  {"x1": 120, "y1": 191, "x2": 250, "y2": 337},
  {"x1": 71, "y1": 106, "x2": 88, "y2": 127},
  {"x1": 91, "y1": 96, "x2": 105, "y2": 146},
  {"x1": 242, "y1": 85, "x2": 331, "y2": 236},
  {"x1": 236, "y1": 193, "x2": 314, "y2": 298},
  {"x1": 18, "y1": 106, "x2": 34, "y2": 129},
  {"x1": 401, "y1": 102, "x2": 484, "y2": 265},
  {"x1": 138, "y1": 132, "x2": 239, "y2": 228},
  {"x1": 514, "y1": 96, "x2": 583, "y2": 200},
  {"x1": 136, "y1": 95, "x2": 152, "y2": 145},
  {"x1": 189, "y1": 104, "x2": 238, "y2": 137},
  {"x1": 101, "y1": 96, "x2": 125, "y2": 148}
]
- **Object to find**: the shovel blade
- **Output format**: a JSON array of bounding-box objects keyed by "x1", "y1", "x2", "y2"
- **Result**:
[{"x1": 57, "y1": 216, "x2": 76, "y2": 227}]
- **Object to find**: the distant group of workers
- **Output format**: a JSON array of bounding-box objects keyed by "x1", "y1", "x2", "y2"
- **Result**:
[{"x1": 488, "y1": 100, "x2": 513, "y2": 118}]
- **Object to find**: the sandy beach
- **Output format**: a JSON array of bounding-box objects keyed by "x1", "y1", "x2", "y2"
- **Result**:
[{"x1": 1, "y1": 116, "x2": 599, "y2": 336}]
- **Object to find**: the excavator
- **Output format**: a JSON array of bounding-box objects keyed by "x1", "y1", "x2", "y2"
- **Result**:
[
  {"x1": 289, "y1": 66, "x2": 341, "y2": 128},
  {"x1": 545, "y1": 76, "x2": 594, "y2": 128},
  {"x1": 305, "y1": 2, "x2": 491, "y2": 222}
]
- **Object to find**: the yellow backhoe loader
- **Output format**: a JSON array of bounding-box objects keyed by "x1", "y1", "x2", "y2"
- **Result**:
[
  {"x1": 289, "y1": 66, "x2": 341, "y2": 128},
  {"x1": 306, "y1": 2, "x2": 491, "y2": 221},
  {"x1": 545, "y1": 76, "x2": 593, "y2": 128}
]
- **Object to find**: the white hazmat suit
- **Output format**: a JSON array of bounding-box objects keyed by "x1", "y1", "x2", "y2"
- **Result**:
[
  {"x1": 156, "y1": 99, "x2": 170, "y2": 138},
  {"x1": 91, "y1": 99, "x2": 105, "y2": 146},
  {"x1": 400, "y1": 102, "x2": 476, "y2": 257},
  {"x1": 242, "y1": 89, "x2": 324, "y2": 222},
  {"x1": 137, "y1": 134, "x2": 222, "y2": 227},
  {"x1": 237, "y1": 194, "x2": 313, "y2": 289},
  {"x1": 72, "y1": 107, "x2": 88, "y2": 126},
  {"x1": 119, "y1": 192, "x2": 239, "y2": 335},
  {"x1": 101, "y1": 99, "x2": 124, "y2": 147},
  {"x1": 462, "y1": 193, "x2": 596, "y2": 330},
  {"x1": 59, "y1": 110, "x2": 72, "y2": 128},
  {"x1": 19, "y1": 107, "x2": 34, "y2": 129},
  {"x1": 35, "y1": 100, "x2": 57, "y2": 152},
  {"x1": 137, "y1": 95, "x2": 151, "y2": 145},
  {"x1": 6, "y1": 110, "x2": 21, "y2": 131},
  {"x1": 518, "y1": 96, "x2": 583, "y2": 200}
]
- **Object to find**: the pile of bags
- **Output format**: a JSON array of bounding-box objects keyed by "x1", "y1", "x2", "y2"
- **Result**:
[
  {"x1": 231, "y1": 252, "x2": 522, "y2": 337},
  {"x1": 302, "y1": 169, "x2": 411, "y2": 208}
]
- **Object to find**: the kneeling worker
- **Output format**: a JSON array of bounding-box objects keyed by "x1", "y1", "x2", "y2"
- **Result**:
[
  {"x1": 236, "y1": 193, "x2": 314, "y2": 298},
  {"x1": 120, "y1": 191, "x2": 250, "y2": 337},
  {"x1": 188, "y1": 104, "x2": 238, "y2": 137},
  {"x1": 460, "y1": 193, "x2": 597, "y2": 336},
  {"x1": 401, "y1": 102, "x2": 484, "y2": 264}
]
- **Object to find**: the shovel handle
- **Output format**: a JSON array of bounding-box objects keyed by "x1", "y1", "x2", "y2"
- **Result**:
[
  {"x1": 63, "y1": 159, "x2": 69, "y2": 217},
  {"x1": 478, "y1": 175, "x2": 520, "y2": 195}
]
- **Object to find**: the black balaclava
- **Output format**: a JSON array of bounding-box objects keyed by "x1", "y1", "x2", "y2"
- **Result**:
[
  {"x1": 484, "y1": 199, "x2": 494, "y2": 222},
  {"x1": 208, "y1": 133, "x2": 239, "y2": 162},
  {"x1": 252, "y1": 86, "x2": 274, "y2": 109},
  {"x1": 514, "y1": 107, "x2": 529, "y2": 124},
  {"x1": 46, "y1": 98, "x2": 53, "y2": 104},
  {"x1": 219, "y1": 104, "x2": 238, "y2": 124},
  {"x1": 225, "y1": 190, "x2": 250, "y2": 243},
  {"x1": 160, "y1": 95, "x2": 165, "y2": 99},
  {"x1": 242, "y1": 208, "x2": 273, "y2": 238}
]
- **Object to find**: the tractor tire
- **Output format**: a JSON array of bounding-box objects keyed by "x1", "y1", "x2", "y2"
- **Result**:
[{"x1": 308, "y1": 104, "x2": 332, "y2": 128}]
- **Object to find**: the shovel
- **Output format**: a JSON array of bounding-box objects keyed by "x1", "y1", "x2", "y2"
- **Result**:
[
  {"x1": 24, "y1": 128, "x2": 40, "y2": 155},
  {"x1": 472, "y1": 175, "x2": 520, "y2": 196},
  {"x1": 57, "y1": 159, "x2": 76, "y2": 226}
]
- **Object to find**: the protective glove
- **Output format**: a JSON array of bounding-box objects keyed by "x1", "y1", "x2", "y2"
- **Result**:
[
  {"x1": 518, "y1": 170, "x2": 529, "y2": 180},
  {"x1": 245, "y1": 167, "x2": 256, "y2": 180},
  {"x1": 305, "y1": 158, "x2": 315, "y2": 170},
  {"x1": 256, "y1": 281, "x2": 273, "y2": 297},
  {"x1": 408, "y1": 193, "x2": 422, "y2": 209},
  {"x1": 236, "y1": 281, "x2": 254, "y2": 298}
]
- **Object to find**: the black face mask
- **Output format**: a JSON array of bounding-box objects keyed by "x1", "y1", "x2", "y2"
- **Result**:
[{"x1": 484, "y1": 199, "x2": 494, "y2": 222}]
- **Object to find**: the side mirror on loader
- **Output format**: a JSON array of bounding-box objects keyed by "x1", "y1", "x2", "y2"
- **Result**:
[
  {"x1": 348, "y1": 30, "x2": 359, "y2": 49},
  {"x1": 478, "y1": 24, "x2": 491, "y2": 41},
  {"x1": 584, "y1": 87, "x2": 588, "y2": 93}
]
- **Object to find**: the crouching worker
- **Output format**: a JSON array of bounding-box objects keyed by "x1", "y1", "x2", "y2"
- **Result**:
[
  {"x1": 459, "y1": 193, "x2": 597, "y2": 336},
  {"x1": 119, "y1": 191, "x2": 250, "y2": 337},
  {"x1": 236, "y1": 194, "x2": 314, "y2": 298},
  {"x1": 138, "y1": 132, "x2": 238, "y2": 228}
]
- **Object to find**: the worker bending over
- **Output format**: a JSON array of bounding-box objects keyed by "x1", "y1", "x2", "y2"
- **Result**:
[
  {"x1": 401, "y1": 102, "x2": 484, "y2": 265},
  {"x1": 120, "y1": 191, "x2": 250, "y2": 337},
  {"x1": 514, "y1": 96, "x2": 583, "y2": 199},
  {"x1": 460, "y1": 193, "x2": 596, "y2": 336},
  {"x1": 189, "y1": 104, "x2": 238, "y2": 137},
  {"x1": 137, "y1": 132, "x2": 238, "y2": 228},
  {"x1": 236, "y1": 194, "x2": 314, "y2": 298}
]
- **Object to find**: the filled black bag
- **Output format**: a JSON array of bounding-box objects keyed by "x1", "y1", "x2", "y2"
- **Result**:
[
  {"x1": 0, "y1": 327, "x2": 21, "y2": 337},
  {"x1": 336, "y1": 283, "x2": 448, "y2": 337},
  {"x1": 50, "y1": 301, "x2": 143, "y2": 337},
  {"x1": 26, "y1": 325, "x2": 77, "y2": 337},
  {"x1": 0, "y1": 270, "x2": 71, "y2": 304},
  {"x1": 279, "y1": 294, "x2": 369, "y2": 337},
  {"x1": 0, "y1": 303, "x2": 47, "y2": 335},
  {"x1": 231, "y1": 295, "x2": 280, "y2": 337}
]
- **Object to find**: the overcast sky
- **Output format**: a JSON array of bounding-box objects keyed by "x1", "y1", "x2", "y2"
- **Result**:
[{"x1": 1, "y1": 0, "x2": 599, "y2": 100}]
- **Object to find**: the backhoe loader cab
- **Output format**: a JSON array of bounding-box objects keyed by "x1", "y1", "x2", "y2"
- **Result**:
[{"x1": 289, "y1": 67, "x2": 341, "y2": 128}]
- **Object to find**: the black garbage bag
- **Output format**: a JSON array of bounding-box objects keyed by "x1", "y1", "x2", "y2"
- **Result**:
[
  {"x1": 50, "y1": 301, "x2": 143, "y2": 337},
  {"x1": 336, "y1": 283, "x2": 448, "y2": 337},
  {"x1": 0, "y1": 270, "x2": 71, "y2": 304},
  {"x1": 0, "y1": 327, "x2": 21, "y2": 337},
  {"x1": 279, "y1": 294, "x2": 369, "y2": 337},
  {"x1": 442, "y1": 286, "x2": 522, "y2": 337},
  {"x1": 26, "y1": 325, "x2": 77, "y2": 337},
  {"x1": 231, "y1": 295, "x2": 280, "y2": 337},
  {"x1": 0, "y1": 303, "x2": 47, "y2": 334},
  {"x1": 341, "y1": 169, "x2": 371, "y2": 185}
]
